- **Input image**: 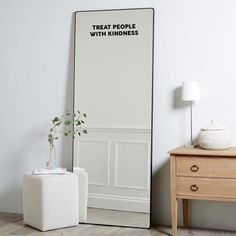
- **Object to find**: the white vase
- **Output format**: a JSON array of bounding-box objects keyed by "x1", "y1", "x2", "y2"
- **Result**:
[{"x1": 198, "y1": 121, "x2": 231, "y2": 150}]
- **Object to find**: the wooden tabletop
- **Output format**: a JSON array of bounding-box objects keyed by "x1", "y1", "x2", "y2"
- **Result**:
[{"x1": 169, "y1": 146, "x2": 236, "y2": 157}]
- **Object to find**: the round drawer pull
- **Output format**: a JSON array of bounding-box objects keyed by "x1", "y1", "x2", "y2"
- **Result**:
[
  {"x1": 190, "y1": 165, "x2": 199, "y2": 172},
  {"x1": 190, "y1": 184, "x2": 199, "y2": 192}
]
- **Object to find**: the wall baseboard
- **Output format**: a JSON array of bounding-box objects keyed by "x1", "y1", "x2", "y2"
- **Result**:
[{"x1": 88, "y1": 193, "x2": 150, "y2": 213}]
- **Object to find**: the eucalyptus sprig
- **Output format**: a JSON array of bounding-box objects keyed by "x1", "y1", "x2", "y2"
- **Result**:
[{"x1": 48, "y1": 110, "x2": 87, "y2": 152}]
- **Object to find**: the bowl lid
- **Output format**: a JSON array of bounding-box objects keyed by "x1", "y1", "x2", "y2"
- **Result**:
[{"x1": 201, "y1": 120, "x2": 227, "y2": 131}]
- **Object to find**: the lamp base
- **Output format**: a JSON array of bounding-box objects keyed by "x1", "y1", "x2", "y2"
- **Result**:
[
  {"x1": 184, "y1": 144, "x2": 194, "y2": 148},
  {"x1": 184, "y1": 144, "x2": 198, "y2": 148}
]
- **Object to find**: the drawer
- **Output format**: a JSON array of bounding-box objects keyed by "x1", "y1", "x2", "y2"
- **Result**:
[
  {"x1": 177, "y1": 177, "x2": 236, "y2": 199},
  {"x1": 176, "y1": 156, "x2": 236, "y2": 178}
]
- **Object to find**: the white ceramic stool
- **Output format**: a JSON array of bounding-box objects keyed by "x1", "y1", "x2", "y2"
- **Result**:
[
  {"x1": 23, "y1": 172, "x2": 78, "y2": 231},
  {"x1": 73, "y1": 167, "x2": 88, "y2": 223}
]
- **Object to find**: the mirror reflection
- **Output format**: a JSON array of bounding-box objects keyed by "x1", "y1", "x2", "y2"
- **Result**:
[{"x1": 73, "y1": 8, "x2": 154, "y2": 228}]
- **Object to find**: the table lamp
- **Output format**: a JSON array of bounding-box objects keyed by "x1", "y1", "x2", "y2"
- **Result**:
[{"x1": 182, "y1": 81, "x2": 200, "y2": 146}]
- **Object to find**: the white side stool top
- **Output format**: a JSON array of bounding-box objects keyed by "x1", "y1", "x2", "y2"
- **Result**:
[{"x1": 23, "y1": 172, "x2": 78, "y2": 231}]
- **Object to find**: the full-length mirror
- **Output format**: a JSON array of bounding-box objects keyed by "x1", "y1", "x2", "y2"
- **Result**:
[{"x1": 73, "y1": 8, "x2": 154, "y2": 228}]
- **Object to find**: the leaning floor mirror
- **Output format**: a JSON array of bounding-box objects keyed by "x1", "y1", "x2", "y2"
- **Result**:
[{"x1": 73, "y1": 8, "x2": 154, "y2": 228}]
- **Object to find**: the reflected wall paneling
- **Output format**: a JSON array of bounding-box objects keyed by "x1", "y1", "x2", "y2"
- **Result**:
[{"x1": 74, "y1": 8, "x2": 154, "y2": 228}]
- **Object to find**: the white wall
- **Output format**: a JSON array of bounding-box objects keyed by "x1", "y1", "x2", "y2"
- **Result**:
[
  {"x1": 1, "y1": 0, "x2": 236, "y2": 231},
  {"x1": 152, "y1": 0, "x2": 236, "y2": 231}
]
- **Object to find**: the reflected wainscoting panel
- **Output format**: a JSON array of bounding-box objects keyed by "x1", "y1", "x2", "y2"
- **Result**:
[
  {"x1": 114, "y1": 140, "x2": 150, "y2": 190},
  {"x1": 74, "y1": 127, "x2": 151, "y2": 214},
  {"x1": 78, "y1": 140, "x2": 110, "y2": 186}
]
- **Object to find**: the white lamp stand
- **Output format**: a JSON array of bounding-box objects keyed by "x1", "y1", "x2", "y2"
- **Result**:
[{"x1": 182, "y1": 81, "x2": 200, "y2": 146}]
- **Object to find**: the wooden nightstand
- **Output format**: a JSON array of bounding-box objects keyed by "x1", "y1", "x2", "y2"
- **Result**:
[{"x1": 169, "y1": 146, "x2": 236, "y2": 236}]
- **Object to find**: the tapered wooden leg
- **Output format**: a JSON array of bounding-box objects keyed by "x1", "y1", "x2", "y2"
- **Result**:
[
  {"x1": 171, "y1": 198, "x2": 178, "y2": 236},
  {"x1": 183, "y1": 199, "x2": 189, "y2": 228},
  {"x1": 170, "y1": 156, "x2": 177, "y2": 236}
]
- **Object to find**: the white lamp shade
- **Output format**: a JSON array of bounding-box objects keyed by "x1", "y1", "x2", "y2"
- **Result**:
[{"x1": 182, "y1": 81, "x2": 200, "y2": 101}]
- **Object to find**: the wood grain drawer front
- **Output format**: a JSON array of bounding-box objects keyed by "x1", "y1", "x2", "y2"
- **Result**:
[
  {"x1": 177, "y1": 177, "x2": 236, "y2": 199},
  {"x1": 176, "y1": 157, "x2": 236, "y2": 178}
]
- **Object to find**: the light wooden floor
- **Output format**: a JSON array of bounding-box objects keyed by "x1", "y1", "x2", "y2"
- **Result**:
[
  {"x1": 87, "y1": 207, "x2": 149, "y2": 227},
  {"x1": 1, "y1": 212, "x2": 236, "y2": 236}
]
